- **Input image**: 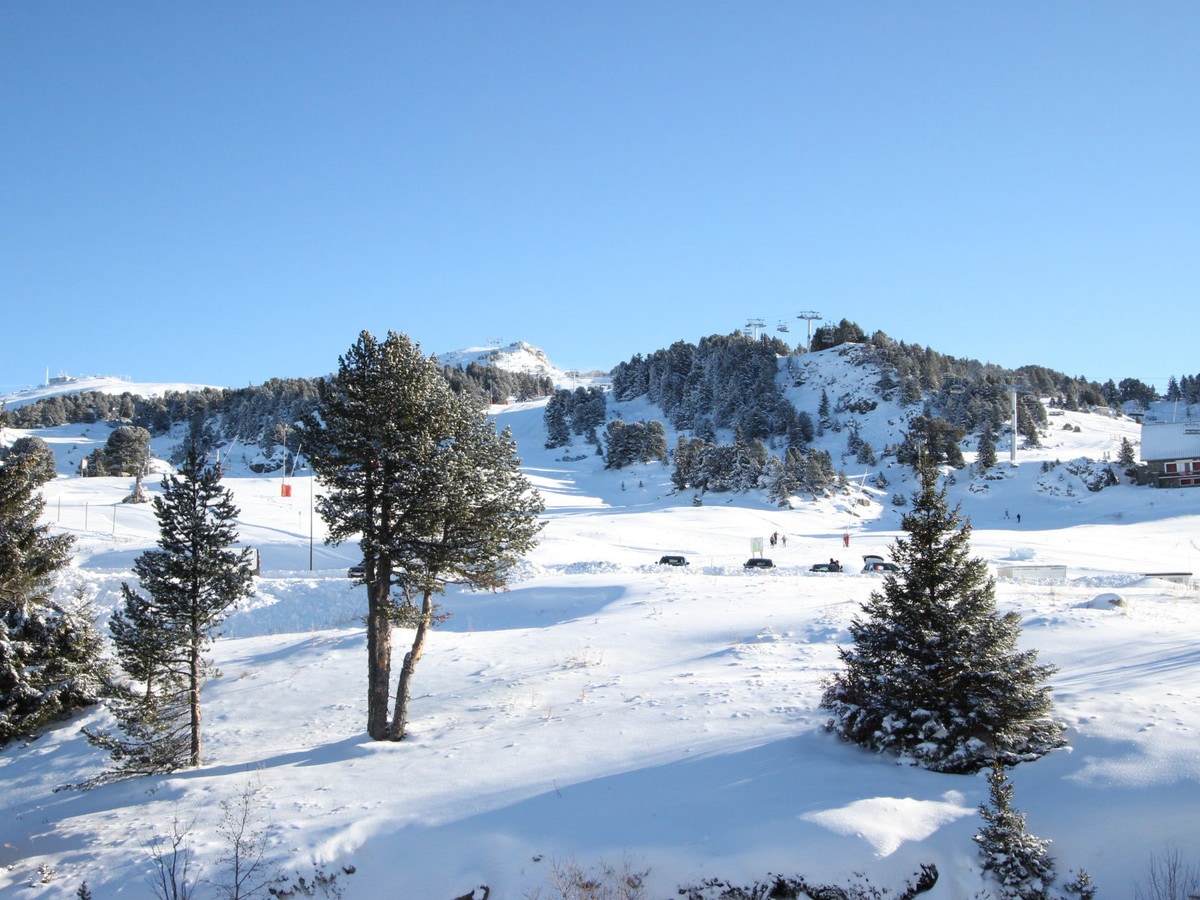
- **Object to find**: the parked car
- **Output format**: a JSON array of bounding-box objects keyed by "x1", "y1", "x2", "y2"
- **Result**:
[
  {"x1": 744, "y1": 557, "x2": 775, "y2": 569},
  {"x1": 347, "y1": 564, "x2": 366, "y2": 579},
  {"x1": 810, "y1": 562, "x2": 842, "y2": 573},
  {"x1": 658, "y1": 555, "x2": 689, "y2": 566},
  {"x1": 861, "y1": 554, "x2": 899, "y2": 573}
]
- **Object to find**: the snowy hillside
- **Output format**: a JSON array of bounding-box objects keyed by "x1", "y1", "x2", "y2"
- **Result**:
[
  {"x1": 3, "y1": 345, "x2": 1200, "y2": 899},
  {"x1": 1, "y1": 375, "x2": 221, "y2": 411},
  {"x1": 436, "y1": 341, "x2": 597, "y2": 390}
]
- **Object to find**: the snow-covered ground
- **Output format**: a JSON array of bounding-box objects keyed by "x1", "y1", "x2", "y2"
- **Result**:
[
  {"x1": 2, "y1": 381, "x2": 1199, "y2": 898},
  {"x1": 0, "y1": 375, "x2": 221, "y2": 410}
]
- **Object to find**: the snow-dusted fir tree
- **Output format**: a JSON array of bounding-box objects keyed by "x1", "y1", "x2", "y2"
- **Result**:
[
  {"x1": 302, "y1": 331, "x2": 544, "y2": 742},
  {"x1": 1118, "y1": 436, "x2": 1137, "y2": 468},
  {"x1": 765, "y1": 454, "x2": 794, "y2": 507},
  {"x1": 87, "y1": 445, "x2": 254, "y2": 772},
  {"x1": 975, "y1": 762, "x2": 1056, "y2": 899},
  {"x1": 4, "y1": 435, "x2": 57, "y2": 485},
  {"x1": 543, "y1": 391, "x2": 572, "y2": 449},
  {"x1": 1, "y1": 453, "x2": 107, "y2": 746},
  {"x1": 800, "y1": 447, "x2": 836, "y2": 496},
  {"x1": 821, "y1": 452, "x2": 1065, "y2": 773},
  {"x1": 976, "y1": 430, "x2": 998, "y2": 474},
  {"x1": 84, "y1": 583, "x2": 193, "y2": 779}
]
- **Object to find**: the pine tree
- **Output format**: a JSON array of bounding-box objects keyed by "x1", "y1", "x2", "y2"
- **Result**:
[
  {"x1": 671, "y1": 436, "x2": 694, "y2": 491},
  {"x1": 1, "y1": 454, "x2": 107, "y2": 746},
  {"x1": 4, "y1": 435, "x2": 58, "y2": 485},
  {"x1": 821, "y1": 452, "x2": 1065, "y2": 773},
  {"x1": 977, "y1": 430, "x2": 998, "y2": 474},
  {"x1": 765, "y1": 455, "x2": 795, "y2": 507},
  {"x1": 1061, "y1": 869, "x2": 1096, "y2": 899},
  {"x1": 1118, "y1": 436, "x2": 1137, "y2": 467},
  {"x1": 846, "y1": 427, "x2": 863, "y2": 456},
  {"x1": 86, "y1": 445, "x2": 254, "y2": 772},
  {"x1": 787, "y1": 410, "x2": 815, "y2": 449},
  {"x1": 729, "y1": 428, "x2": 767, "y2": 491},
  {"x1": 603, "y1": 420, "x2": 632, "y2": 469},
  {"x1": 543, "y1": 391, "x2": 571, "y2": 449},
  {"x1": 801, "y1": 448, "x2": 835, "y2": 496},
  {"x1": 103, "y1": 425, "x2": 152, "y2": 476},
  {"x1": 301, "y1": 331, "x2": 544, "y2": 741},
  {"x1": 974, "y1": 762, "x2": 1056, "y2": 899}
]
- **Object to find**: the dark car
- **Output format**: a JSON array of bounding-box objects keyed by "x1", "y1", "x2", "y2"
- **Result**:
[
  {"x1": 347, "y1": 564, "x2": 366, "y2": 579},
  {"x1": 658, "y1": 555, "x2": 689, "y2": 566},
  {"x1": 744, "y1": 557, "x2": 775, "y2": 569},
  {"x1": 810, "y1": 562, "x2": 842, "y2": 573}
]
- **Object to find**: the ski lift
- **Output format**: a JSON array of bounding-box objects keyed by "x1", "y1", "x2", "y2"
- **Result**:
[{"x1": 777, "y1": 321, "x2": 790, "y2": 333}]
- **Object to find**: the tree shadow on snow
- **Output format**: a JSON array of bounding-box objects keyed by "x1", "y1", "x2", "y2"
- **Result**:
[{"x1": 439, "y1": 584, "x2": 627, "y2": 633}]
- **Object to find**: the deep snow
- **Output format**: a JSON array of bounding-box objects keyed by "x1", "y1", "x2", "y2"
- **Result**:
[{"x1": 2, "y1": 355, "x2": 1200, "y2": 898}]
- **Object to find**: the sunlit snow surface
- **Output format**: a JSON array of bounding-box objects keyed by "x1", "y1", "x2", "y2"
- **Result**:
[{"x1": 3, "y1": 360, "x2": 1200, "y2": 898}]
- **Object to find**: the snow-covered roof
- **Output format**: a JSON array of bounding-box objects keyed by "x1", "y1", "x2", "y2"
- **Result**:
[{"x1": 1140, "y1": 422, "x2": 1200, "y2": 462}]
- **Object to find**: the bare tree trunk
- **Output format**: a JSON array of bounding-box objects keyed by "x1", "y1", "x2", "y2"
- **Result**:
[
  {"x1": 365, "y1": 579, "x2": 393, "y2": 740},
  {"x1": 389, "y1": 591, "x2": 434, "y2": 741},
  {"x1": 188, "y1": 640, "x2": 202, "y2": 767}
]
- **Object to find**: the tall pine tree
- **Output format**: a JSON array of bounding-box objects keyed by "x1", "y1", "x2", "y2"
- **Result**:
[
  {"x1": 87, "y1": 445, "x2": 254, "y2": 773},
  {"x1": 976, "y1": 430, "x2": 998, "y2": 474},
  {"x1": 821, "y1": 452, "x2": 1065, "y2": 773},
  {"x1": 302, "y1": 331, "x2": 544, "y2": 741},
  {"x1": 1, "y1": 453, "x2": 106, "y2": 746}
]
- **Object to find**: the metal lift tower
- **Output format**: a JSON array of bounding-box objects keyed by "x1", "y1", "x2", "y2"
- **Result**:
[{"x1": 797, "y1": 311, "x2": 821, "y2": 349}]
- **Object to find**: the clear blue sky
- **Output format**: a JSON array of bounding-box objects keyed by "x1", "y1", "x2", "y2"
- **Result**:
[{"x1": 3, "y1": 3, "x2": 1197, "y2": 393}]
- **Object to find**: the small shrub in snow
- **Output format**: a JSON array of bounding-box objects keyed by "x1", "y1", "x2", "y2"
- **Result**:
[
  {"x1": 678, "y1": 864, "x2": 938, "y2": 899},
  {"x1": 525, "y1": 855, "x2": 648, "y2": 900},
  {"x1": 1133, "y1": 847, "x2": 1200, "y2": 900},
  {"x1": 975, "y1": 762, "x2": 1056, "y2": 899}
]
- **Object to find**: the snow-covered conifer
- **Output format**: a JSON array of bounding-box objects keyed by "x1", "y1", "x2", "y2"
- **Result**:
[
  {"x1": 974, "y1": 762, "x2": 1056, "y2": 899},
  {"x1": 1118, "y1": 436, "x2": 1137, "y2": 467},
  {"x1": 1, "y1": 454, "x2": 106, "y2": 746},
  {"x1": 86, "y1": 445, "x2": 254, "y2": 772},
  {"x1": 301, "y1": 331, "x2": 544, "y2": 741},
  {"x1": 977, "y1": 430, "x2": 998, "y2": 473},
  {"x1": 3, "y1": 435, "x2": 57, "y2": 485},
  {"x1": 821, "y1": 452, "x2": 1065, "y2": 773},
  {"x1": 543, "y1": 390, "x2": 571, "y2": 449}
]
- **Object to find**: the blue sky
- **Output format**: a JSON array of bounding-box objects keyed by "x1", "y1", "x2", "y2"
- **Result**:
[{"x1": 3, "y1": 3, "x2": 1197, "y2": 393}]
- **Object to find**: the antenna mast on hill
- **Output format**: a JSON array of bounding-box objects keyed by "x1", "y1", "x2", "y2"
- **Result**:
[
  {"x1": 487, "y1": 337, "x2": 503, "y2": 349},
  {"x1": 797, "y1": 311, "x2": 821, "y2": 349}
]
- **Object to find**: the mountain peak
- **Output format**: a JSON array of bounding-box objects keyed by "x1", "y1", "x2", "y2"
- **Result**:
[{"x1": 436, "y1": 341, "x2": 581, "y2": 388}]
